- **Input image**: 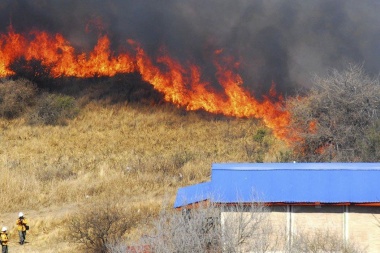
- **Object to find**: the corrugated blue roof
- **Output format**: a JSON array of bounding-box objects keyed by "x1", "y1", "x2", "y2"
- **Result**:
[
  {"x1": 174, "y1": 163, "x2": 380, "y2": 208},
  {"x1": 174, "y1": 182, "x2": 211, "y2": 208}
]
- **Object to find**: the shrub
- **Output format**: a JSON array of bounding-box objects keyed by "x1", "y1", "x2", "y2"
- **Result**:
[
  {"x1": 244, "y1": 127, "x2": 272, "y2": 162},
  {"x1": 68, "y1": 201, "x2": 141, "y2": 253},
  {"x1": 0, "y1": 78, "x2": 37, "y2": 118},
  {"x1": 29, "y1": 93, "x2": 79, "y2": 125},
  {"x1": 137, "y1": 201, "x2": 275, "y2": 253},
  {"x1": 290, "y1": 229, "x2": 366, "y2": 253},
  {"x1": 253, "y1": 128, "x2": 268, "y2": 144}
]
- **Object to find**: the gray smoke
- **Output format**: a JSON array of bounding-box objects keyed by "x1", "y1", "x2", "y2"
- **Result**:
[{"x1": 1, "y1": 0, "x2": 380, "y2": 97}]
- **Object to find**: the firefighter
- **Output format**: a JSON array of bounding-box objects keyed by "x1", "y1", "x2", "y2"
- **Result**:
[
  {"x1": 0, "y1": 227, "x2": 8, "y2": 253},
  {"x1": 16, "y1": 212, "x2": 28, "y2": 245}
]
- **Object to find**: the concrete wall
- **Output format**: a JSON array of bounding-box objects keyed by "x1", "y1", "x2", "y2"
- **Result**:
[
  {"x1": 348, "y1": 206, "x2": 380, "y2": 253},
  {"x1": 221, "y1": 205, "x2": 380, "y2": 253},
  {"x1": 221, "y1": 207, "x2": 287, "y2": 252},
  {"x1": 292, "y1": 205, "x2": 344, "y2": 239}
]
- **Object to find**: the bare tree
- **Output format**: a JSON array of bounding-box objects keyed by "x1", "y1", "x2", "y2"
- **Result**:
[
  {"x1": 134, "y1": 200, "x2": 279, "y2": 253},
  {"x1": 287, "y1": 64, "x2": 380, "y2": 162},
  {"x1": 138, "y1": 202, "x2": 221, "y2": 253},
  {"x1": 220, "y1": 203, "x2": 278, "y2": 253}
]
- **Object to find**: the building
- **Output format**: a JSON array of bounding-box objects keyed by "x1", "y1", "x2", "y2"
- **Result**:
[{"x1": 174, "y1": 163, "x2": 380, "y2": 252}]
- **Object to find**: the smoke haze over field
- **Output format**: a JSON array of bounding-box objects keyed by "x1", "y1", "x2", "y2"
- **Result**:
[{"x1": 1, "y1": 0, "x2": 380, "y2": 95}]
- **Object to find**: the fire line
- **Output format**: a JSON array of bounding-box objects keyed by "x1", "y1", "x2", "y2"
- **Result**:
[{"x1": 0, "y1": 28, "x2": 292, "y2": 141}]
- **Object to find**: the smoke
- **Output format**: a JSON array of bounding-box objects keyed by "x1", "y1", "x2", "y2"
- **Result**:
[{"x1": 1, "y1": 0, "x2": 380, "y2": 96}]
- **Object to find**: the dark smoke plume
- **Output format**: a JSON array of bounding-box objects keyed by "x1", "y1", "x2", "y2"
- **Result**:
[{"x1": 1, "y1": 0, "x2": 380, "y2": 96}]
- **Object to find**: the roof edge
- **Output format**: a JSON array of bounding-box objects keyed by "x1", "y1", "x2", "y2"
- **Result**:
[{"x1": 211, "y1": 162, "x2": 380, "y2": 171}]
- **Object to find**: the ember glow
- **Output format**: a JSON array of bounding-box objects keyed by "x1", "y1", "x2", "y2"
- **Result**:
[{"x1": 0, "y1": 28, "x2": 291, "y2": 140}]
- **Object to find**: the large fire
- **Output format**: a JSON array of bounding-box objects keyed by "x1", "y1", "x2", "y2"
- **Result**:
[{"x1": 0, "y1": 27, "x2": 291, "y2": 140}]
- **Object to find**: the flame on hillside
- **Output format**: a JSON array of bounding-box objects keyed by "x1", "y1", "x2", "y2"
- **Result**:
[{"x1": 0, "y1": 28, "x2": 291, "y2": 140}]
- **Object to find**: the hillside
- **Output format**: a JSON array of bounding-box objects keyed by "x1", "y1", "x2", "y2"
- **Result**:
[
  {"x1": 1, "y1": 1, "x2": 380, "y2": 251},
  {"x1": 0, "y1": 99, "x2": 289, "y2": 252}
]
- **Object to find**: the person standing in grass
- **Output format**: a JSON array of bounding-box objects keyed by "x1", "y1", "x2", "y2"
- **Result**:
[
  {"x1": 16, "y1": 212, "x2": 28, "y2": 245},
  {"x1": 0, "y1": 227, "x2": 8, "y2": 253}
]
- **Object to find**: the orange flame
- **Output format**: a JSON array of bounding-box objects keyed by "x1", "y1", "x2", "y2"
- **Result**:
[
  {"x1": 309, "y1": 120, "x2": 317, "y2": 133},
  {"x1": 0, "y1": 28, "x2": 292, "y2": 141}
]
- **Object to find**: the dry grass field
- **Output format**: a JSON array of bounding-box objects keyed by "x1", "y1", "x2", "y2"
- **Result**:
[{"x1": 0, "y1": 98, "x2": 290, "y2": 252}]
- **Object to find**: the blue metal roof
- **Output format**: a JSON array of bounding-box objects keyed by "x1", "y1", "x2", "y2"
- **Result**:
[
  {"x1": 174, "y1": 182, "x2": 211, "y2": 208},
  {"x1": 174, "y1": 163, "x2": 380, "y2": 208}
]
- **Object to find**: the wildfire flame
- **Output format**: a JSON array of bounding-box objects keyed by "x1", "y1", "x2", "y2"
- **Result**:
[{"x1": 0, "y1": 27, "x2": 291, "y2": 140}]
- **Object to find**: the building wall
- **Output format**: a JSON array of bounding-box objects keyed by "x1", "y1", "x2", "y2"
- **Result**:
[
  {"x1": 221, "y1": 207, "x2": 287, "y2": 253},
  {"x1": 292, "y1": 205, "x2": 344, "y2": 239},
  {"x1": 221, "y1": 205, "x2": 380, "y2": 253},
  {"x1": 348, "y1": 206, "x2": 380, "y2": 253},
  {"x1": 267, "y1": 206, "x2": 288, "y2": 251}
]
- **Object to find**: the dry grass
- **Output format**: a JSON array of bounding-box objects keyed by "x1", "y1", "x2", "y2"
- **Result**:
[{"x1": 0, "y1": 100, "x2": 289, "y2": 252}]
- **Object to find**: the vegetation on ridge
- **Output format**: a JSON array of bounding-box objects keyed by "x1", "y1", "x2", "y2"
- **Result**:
[
  {"x1": 0, "y1": 76, "x2": 286, "y2": 251},
  {"x1": 0, "y1": 64, "x2": 379, "y2": 252}
]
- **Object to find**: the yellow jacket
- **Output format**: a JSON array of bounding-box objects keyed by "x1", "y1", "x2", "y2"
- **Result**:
[
  {"x1": 0, "y1": 232, "x2": 8, "y2": 246},
  {"x1": 16, "y1": 218, "x2": 28, "y2": 231}
]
